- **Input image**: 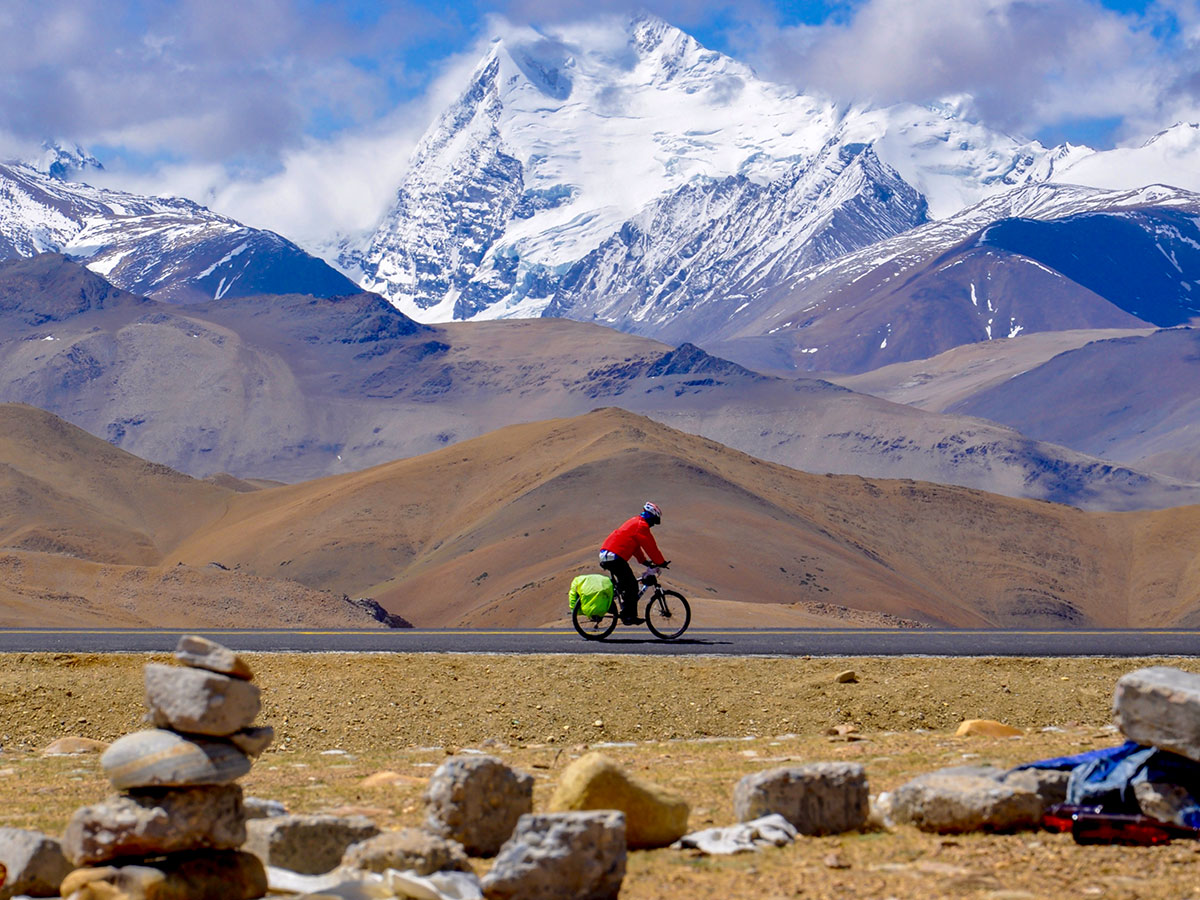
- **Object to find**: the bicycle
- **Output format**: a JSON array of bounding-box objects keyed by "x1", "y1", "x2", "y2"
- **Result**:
[{"x1": 571, "y1": 565, "x2": 691, "y2": 641}]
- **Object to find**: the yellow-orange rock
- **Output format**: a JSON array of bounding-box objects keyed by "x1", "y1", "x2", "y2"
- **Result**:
[
  {"x1": 955, "y1": 719, "x2": 1023, "y2": 738},
  {"x1": 43, "y1": 737, "x2": 110, "y2": 756},
  {"x1": 548, "y1": 752, "x2": 689, "y2": 849}
]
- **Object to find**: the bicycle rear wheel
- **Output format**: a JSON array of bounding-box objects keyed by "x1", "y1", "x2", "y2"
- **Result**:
[
  {"x1": 572, "y1": 603, "x2": 618, "y2": 640},
  {"x1": 645, "y1": 589, "x2": 691, "y2": 640}
]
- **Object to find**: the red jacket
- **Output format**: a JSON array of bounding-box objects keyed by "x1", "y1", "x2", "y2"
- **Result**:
[{"x1": 602, "y1": 516, "x2": 667, "y2": 566}]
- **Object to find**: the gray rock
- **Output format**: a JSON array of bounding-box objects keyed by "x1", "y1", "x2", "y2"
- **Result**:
[
  {"x1": 1114, "y1": 666, "x2": 1200, "y2": 761},
  {"x1": 244, "y1": 797, "x2": 288, "y2": 820},
  {"x1": 1134, "y1": 780, "x2": 1199, "y2": 827},
  {"x1": 480, "y1": 811, "x2": 626, "y2": 900},
  {"x1": 929, "y1": 765, "x2": 1006, "y2": 780},
  {"x1": 733, "y1": 763, "x2": 868, "y2": 835},
  {"x1": 62, "y1": 784, "x2": 246, "y2": 866},
  {"x1": 424, "y1": 755, "x2": 534, "y2": 856},
  {"x1": 1002, "y1": 768, "x2": 1070, "y2": 809},
  {"x1": 144, "y1": 663, "x2": 261, "y2": 737},
  {"x1": 174, "y1": 635, "x2": 254, "y2": 680},
  {"x1": 243, "y1": 814, "x2": 380, "y2": 875},
  {"x1": 341, "y1": 828, "x2": 472, "y2": 876},
  {"x1": 890, "y1": 769, "x2": 1041, "y2": 833},
  {"x1": 0, "y1": 828, "x2": 71, "y2": 899},
  {"x1": 229, "y1": 726, "x2": 275, "y2": 758},
  {"x1": 59, "y1": 850, "x2": 266, "y2": 900},
  {"x1": 100, "y1": 729, "x2": 251, "y2": 789}
]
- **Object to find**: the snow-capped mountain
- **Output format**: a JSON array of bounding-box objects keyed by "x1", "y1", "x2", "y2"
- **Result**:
[
  {"x1": 0, "y1": 161, "x2": 357, "y2": 302},
  {"x1": 348, "y1": 14, "x2": 1080, "y2": 323},
  {"x1": 544, "y1": 140, "x2": 929, "y2": 339},
  {"x1": 1056, "y1": 122, "x2": 1200, "y2": 193},
  {"x1": 705, "y1": 182, "x2": 1200, "y2": 373}
]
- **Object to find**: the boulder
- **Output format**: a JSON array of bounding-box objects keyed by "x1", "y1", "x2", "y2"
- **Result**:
[
  {"x1": 890, "y1": 769, "x2": 1041, "y2": 833},
  {"x1": 228, "y1": 726, "x2": 274, "y2": 758},
  {"x1": 101, "y1": 730, "x2": 250, "y2": 790},
  {"x1": 243, "y1": 797, "x2": 288, "y2": 820},
  {"x1": 42, "y1": 738, "x2": 110, "y2": 756},
  {"x1": 547, "y1": 752, "x2": 689, "y2": 849},
  {"x1": 174, "y1": 635, "x2": 253, "y2": 680},
  {"x1": 1001, "y1": 768, "x2": 1070, "y2": 809},
  {"x1": 341, "y1": 828, "x2": 472, "y2": 876},
  {"x1": 243, "y1": 814, "x2": 380, "y2": 875},
  {"x1": 60, "y1": 851, "x2": 266, "y2": 900},
  {"x1": 955, "y1": 719, "x2": 1023, "y2": 738},
  {"x1": 1134, "y1": 780, "x2": 1199, "y2": 827},
  {"x1": 733, "y1": 763, "x2": 868, "y2": 835},
  {"x1": 62, "y1": 785, "x2": 247, "y2": 866},
  {"x1": 424, "y1": 756, "x2": 534, "y2": 857},
  {"x1": 1114, "y1": 666, "x2": 1200, "y2": 761},
  {"x1": 0, "y1": 828, "x2": 72, "y2": 899},
  {"x1": 143, "y1": 664, "x2": 261, "y2": 737},
  {"x1": 480, "y1": 811, "x2": 626, "y2": 900}
]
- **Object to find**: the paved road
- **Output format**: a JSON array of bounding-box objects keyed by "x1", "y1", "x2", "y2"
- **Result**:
[{"x1": 0, "y1": 628, "x2": 1198, "y2": 656}]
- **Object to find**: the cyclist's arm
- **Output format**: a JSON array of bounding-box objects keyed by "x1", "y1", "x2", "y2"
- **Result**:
[{"x1": 640, "y1": 531, "x2": 668, "y2": 567}]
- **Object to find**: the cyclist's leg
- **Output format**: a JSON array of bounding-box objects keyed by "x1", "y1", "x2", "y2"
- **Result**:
[{"x1": 599, "y1": 553, "x2": 639, "y2": 622}]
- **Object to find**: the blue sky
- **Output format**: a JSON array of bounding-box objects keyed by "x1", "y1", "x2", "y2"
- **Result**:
[{"x1": 3, "y1": 0, "x2": 1195, "y2": 239}]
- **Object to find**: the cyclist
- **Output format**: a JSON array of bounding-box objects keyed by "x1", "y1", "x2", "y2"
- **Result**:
[{"x1": 599, "y1": 501, "x2": 669, "y2": 625}]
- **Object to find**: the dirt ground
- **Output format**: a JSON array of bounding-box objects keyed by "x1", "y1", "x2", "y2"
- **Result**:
[{"x1": 3, "y1": 653, "x2": 1200, "y2": 899}]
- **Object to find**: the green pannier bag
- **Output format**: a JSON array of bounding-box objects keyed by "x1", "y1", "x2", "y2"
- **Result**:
[{"x1": 569, "y1": 573, "x2": 614, "y2": 617}]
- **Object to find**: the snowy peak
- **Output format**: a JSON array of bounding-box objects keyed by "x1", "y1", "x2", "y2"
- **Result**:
[
  {"x1": 348, "y1": 15, "x2": 1125, "y2": 327},
  {"x1": 348, "y1": 15, "x2": 842, "y2": 321},
  {"x1": 546, "y1": 140, "x2": 929, "y2": 339},
  {"x1": 0, "y1": 162, "x2": 358, "y2": 303},
  {"x1": 32, "y1": 142, "x2": 104, "y2": 180},
  {"x1": 1142, "y1": 121, "x2": 1200, "y2": 149}
]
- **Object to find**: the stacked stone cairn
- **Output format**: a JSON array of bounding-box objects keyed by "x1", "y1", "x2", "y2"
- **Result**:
[{"x1": 58, "y1": 636, "x2": 273, "y2": 900}]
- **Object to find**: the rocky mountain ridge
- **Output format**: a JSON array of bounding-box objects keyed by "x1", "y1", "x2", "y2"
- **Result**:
[{"x1": 0, "y1": 160, "x2": 357, "y2": 303}]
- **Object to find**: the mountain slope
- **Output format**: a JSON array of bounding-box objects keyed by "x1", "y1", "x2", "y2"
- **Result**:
[
  {"x1": 828, "y1": 327, "x2": 1156, "y2": 410},
  {"x1": 544, "y1": 142, "x2": 929, "y2": 341},
  {"x1": 0, "y1": 403, "x2": 398, "y2": 628},
  {"x1": 945, "y1": 328, "x2": 1200, "y2": 481},
  {"x1": 709, "y1": 183, "x2": 1200, "y2": 373},
  {"x1": 166, "y1": 407, "x2": 1200, "y2": 630},
  {"x1": 0, "y1": 162, "x2": 358, "y2": 302},
  {"x1": 0, "y1": 403, "x2": 230, "y2": 565},
  {"x1": 3, "y1": 254, "x2": 1198, "y2": 510}
]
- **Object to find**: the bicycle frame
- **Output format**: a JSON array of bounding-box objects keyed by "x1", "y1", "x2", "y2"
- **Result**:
[{"x1": 609, "y1": 567, "x2": 660, "y2": 620}]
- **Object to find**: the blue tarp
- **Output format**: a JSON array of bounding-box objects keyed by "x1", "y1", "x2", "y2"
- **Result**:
[{"x1": 1012, "y1": 741, "x2": 1200, "y2": 827}]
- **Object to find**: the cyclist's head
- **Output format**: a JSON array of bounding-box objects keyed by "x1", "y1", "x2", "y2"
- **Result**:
[{"x1": 641, "y1": 501, "x2": 662, "y2": 526}]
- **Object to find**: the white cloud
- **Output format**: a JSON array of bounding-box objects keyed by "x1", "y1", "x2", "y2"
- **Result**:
[
  {"x1": 84, "y1": 24, "x2": 513, "y2": 256},
  {"x1": 749, "y1": 0, "x2": 1200, "y2": 145}
]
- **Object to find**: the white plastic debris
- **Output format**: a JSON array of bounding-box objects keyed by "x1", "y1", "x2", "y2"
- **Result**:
[
  {"x1": 670, "y1": 813, "x2": 799, "y2": 855},
  {"x1": 267, "y1": 866, "x2": 483, "y2": 900},
  {"x1": 385, "y1": 870, "x2": 484, "y2": 900}
]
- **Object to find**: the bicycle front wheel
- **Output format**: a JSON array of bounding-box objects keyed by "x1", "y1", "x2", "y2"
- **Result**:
[
  {"x1": 572, "y1": 603, "x2": 618, "y2": 640},
  {"x1": 645, "y1": 589, "x2": 691, "y2": 640}
]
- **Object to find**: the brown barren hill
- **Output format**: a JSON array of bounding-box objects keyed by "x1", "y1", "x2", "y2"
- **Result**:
[
  {"x1": 168, "y1": 407, "x2": 1200, "y2": 629},
  {"x1": 0, "y1": 403, "x2": 392, "y2": 628},
  {"x1": 0, "y1": 403, "x2": 232, "y2": 564}
]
